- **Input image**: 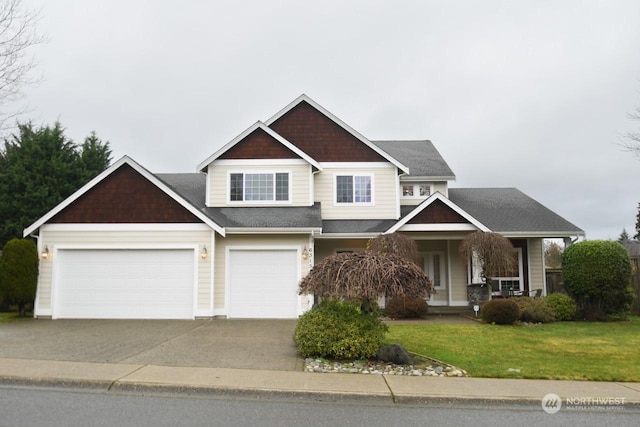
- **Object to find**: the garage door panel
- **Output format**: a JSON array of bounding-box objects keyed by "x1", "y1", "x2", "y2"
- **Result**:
[
  {"x1": 55, "y1": 249, "x2": 195, "y2": 319},
  {"x1": 228, "y1": 249, "x2": 298, "y2": 319}
]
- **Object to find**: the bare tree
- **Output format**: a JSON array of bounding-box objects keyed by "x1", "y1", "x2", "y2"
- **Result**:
[
  {"x1": 621, "y1": 105, "x2": 640, "y2": 158},
  {"x1": 367, "y1": 232, "x2": 419, "y2": 265},
  {"x1": 298, "y1": 252, "x2": 434, "y2": 313},
  {"x1": 458, "y1": 231, "x2": 516, "y2": 285},
  {"x1": 0, "y1": 0, "x2": 42, "y2": 129}
]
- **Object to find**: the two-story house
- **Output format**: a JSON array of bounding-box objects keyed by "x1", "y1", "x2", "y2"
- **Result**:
[{"x1": 24, "y1": 95, "x2": 584, "y2": 319}]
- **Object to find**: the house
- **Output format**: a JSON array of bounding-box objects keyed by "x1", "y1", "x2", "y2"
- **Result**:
[{"x1": 23, "y1": 95, "x2": 584, "y2": 319}]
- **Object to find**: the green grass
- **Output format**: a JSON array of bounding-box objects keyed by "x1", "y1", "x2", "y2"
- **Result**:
[
  {"x1": 0, "y1": 312, "x2": 30, "y2": 323},
  {"x1": 385, "y1": 317, "x2": 640, "y2": 382}
]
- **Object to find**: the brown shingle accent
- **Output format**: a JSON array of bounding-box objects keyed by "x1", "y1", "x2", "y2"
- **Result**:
[
  {"x1": 408, "y1": 199, "x2": 469, "y2": 224},
  {"x1": 218, "y1": 128, "x2": 299, "y2": 159},
  {"x1": 269, "y1": 101, "x2": 387, "y2": 162},
  {"x1": 50, "y1": 164, "x2": 201, "y2": 223}
]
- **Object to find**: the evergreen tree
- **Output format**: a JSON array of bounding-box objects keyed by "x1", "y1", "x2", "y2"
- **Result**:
[
  {"x1": 618, "y1": 228, "x2": 631, "y2": 243},
  {"x1": 0, "y1": 122, "x2": 112, "y2": 246}
]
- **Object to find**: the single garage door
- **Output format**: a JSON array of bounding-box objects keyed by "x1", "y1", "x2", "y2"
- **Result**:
[
  {"x1": 228, "y1": 249, "x2": 298, "y2": 318},
  {"x1": 55, "y1": 249, "x2": 195, "y2": 319}
]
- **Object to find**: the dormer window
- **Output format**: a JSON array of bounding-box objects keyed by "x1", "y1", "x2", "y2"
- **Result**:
[
  {"x1": 229, "y1": 172, "x2": 289, "y2": 202},
  {"x1": 401, "y1": 183, "x2": 431, "y2": 199}
]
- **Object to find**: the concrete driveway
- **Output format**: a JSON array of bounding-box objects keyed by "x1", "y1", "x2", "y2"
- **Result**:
[{"x1": 0, "y1": 319, "x2": 303, "y2": 371}]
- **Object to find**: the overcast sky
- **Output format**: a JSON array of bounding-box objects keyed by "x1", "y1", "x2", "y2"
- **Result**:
[{"x1": 16, "y1": 0, "x2": 640, "y2": 240}]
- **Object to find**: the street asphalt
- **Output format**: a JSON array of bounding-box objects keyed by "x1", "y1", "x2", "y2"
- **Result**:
[{"x1": 1, "y1": 317, "x2": 639, "y2": 408}]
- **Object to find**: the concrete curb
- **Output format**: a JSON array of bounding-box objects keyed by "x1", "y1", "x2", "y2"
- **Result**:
[{"x1": 2, "y1": 357, "x2": 640, "y2": 409}]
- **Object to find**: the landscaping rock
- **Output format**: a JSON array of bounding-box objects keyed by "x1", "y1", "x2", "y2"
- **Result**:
[{"x1": 377, "y1": 344, "x2": 414, "y2": 365}]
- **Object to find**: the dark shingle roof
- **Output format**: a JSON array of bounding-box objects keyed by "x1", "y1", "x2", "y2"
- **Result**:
[
  {"x1": 156, "y1": 173, "x2": 322, "y2": 229},
  {"x1": 372, "y1": 140, "x2": 455, "y2": 179},
  {"x1": 448, "y1": 188, "x2": 584, "y2": 234}
]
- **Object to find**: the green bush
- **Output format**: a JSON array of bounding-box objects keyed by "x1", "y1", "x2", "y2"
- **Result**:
[
  {"x1": 294, "y1": 299, "x2": 388, "y2": 359},
  {"x1": 562, "y1": 240, "x2": 634, "y2": 319},
  {"x1": 480, "y1": 299, "x2": 520, "y2": 325},
  {"x1": 544, "y1": 293, "x2": 577, "y2": 321},
  {"x1": 385, "y1": 297, "x2": 428, "y2": 319},
  {"x1": 0, "y1": 239, "x2": 38, "y2": 317},
  {"x1": 512, "y1": 297, "x2": 555, "y2": 323}
]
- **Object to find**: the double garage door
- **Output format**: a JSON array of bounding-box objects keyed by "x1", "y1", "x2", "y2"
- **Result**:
[
  {"x1": 55, "y1": 249, "x2": 195, "y2": 319},
  {"x1": 53, "y1": 248, "x2": 299, "y2": 319}
]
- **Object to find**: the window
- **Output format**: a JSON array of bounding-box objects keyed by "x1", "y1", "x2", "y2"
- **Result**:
[
  {"x1": 336, "y1": 175, "x2": 372, "y2": 204},
  {"x1": 401, "y1": 183, "x2": 432, "y2": 199},
  {"x1": 490, "y1": 248, "x2": 523, "y2": 294},
  {"x1": 229, "y1": 172, "x2": 289, "y2": 202}
]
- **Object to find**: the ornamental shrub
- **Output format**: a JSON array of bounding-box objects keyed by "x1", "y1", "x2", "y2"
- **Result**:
[
  {"x1": 294, "y1": 299, "x2": 388, "y2": 360},
  {"x1": 544, "y1": 293, "x2": 577, "y2": 321},
  {"x1": 512, "y1": 297, "x2": 555, "y2": 323},
  {"x1": 385, "y1": 297, "x2": 429, "y2": 319},
  {"x1": 562, "y1": 240, "x2": 634, "y2": 319},
  {"x1": 0, "y1": 239, "x2": 38, "y2": 317},
  {"x1": 480, "y1": 299, "x2": 520, "y2": 325}
]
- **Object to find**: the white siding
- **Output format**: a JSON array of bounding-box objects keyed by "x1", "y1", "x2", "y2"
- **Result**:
[
  {"x1": 36, "y1": 226, "x2": 214, "y2": 317},
  {"x1": 207, "y1": 161, "x2": 312, "y2": 207},
  {"x1": 315, "y1": 165, "x2": 398, "y2": 219}
]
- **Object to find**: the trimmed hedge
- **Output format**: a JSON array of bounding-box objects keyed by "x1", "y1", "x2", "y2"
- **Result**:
[
  {"x1": 385, "y1": 297, "x2": 429, "y2": 319},
  {"x1": 480, "y1": 299, "x2": 520, "y2": 325},
  {"x1": 545, "y1": 293, "x2": 577, "y2": 321},
  {"x1": 0, "y1": 238, "x2": 38, "y2": 317},
  {"x1": 294, "y1": 300, "x2": 388, "y2": 360}
]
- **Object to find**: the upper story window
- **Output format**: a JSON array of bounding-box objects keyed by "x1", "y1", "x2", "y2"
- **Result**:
[
  {"x1": 401, "y1": 183, "x2": 431, "y2": 199},
  {"x1": 229, "y1": 172, "x2": 289, "y2": 202},
  {"x1": 336, "y1": 174, "x2": 373, "y2": 204}
]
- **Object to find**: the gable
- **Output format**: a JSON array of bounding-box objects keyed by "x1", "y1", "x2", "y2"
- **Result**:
[
  {"x1": 218, "y1": 127, "x2": 300, "y2": 160},
  {"x1": 268, "y1": 101, "x2": 388, "y2": 162},
  {"x1": 50, "y1": 164, "x2": 202, "y2": 223},
  {"x1": 407, "y1": 199, "x2": 470, "y2": 224}
]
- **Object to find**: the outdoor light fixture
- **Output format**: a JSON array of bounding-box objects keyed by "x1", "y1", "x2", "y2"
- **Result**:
[
  {"x1": 41, "y1": 245, "x2": 49, "y2": 260},
  {"x1": 200, "y1": 245, "x2": 208, "y2": 259}
]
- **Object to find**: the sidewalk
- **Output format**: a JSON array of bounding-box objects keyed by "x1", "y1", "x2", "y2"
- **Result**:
[{"x1": 2, "y1": 357, "x2": 640, "y2": 407}]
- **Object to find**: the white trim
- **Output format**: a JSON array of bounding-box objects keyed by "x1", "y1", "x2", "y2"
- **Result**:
[
  {"x1": 386, "y1": 191, "x2": 491, "y2": 234},
  {"x1": 399, "y1": 175, "x2": 456, "y2": 182},
  {"x1": 22, "y1": 156, "x2": 225, "y2": 237},
  {"x1": 447, "y1": 241, "x2": 452, "y2": 306},
  {"x1": 498, "y1": 231, "x2": 586, "y2": 238},
  {"x1": 316, "y1": 233, "x2": 380, "y2": 239},
  {"x1": 51, "y1": 244, "x2": 198, "y2": 320},
  {"x1": 226, "y1": 170, "x2": 292, "y2": 205},
  {"x1": 225, "y1": 227, "x2": 322, "y2": 234},
  {"x1": 225, "y1": 245, "x2": 302, "y2": 318},
  {"x1": 205, "y1": 164, "x2": 212, "y2": 207},
  {"x1": 333, "y1": 172, "x2": 375, "y2": 206},
  {"x1": 320, "y1": 162, "x2": 395, "y2": 169},
  {"x1": 41, "y1": 223, "x2": 212, "y2": 232},
  {"x1": 399, "y1": 224, "x2": 479, "y2": 232},
  {"x1": 197, "y1": 121, "x2": 322, "y2": 172},
  {"x1": 395, "y1": 172, "x2": 401, "y2": 219},
  {"x1": 213, "y1": 158, "x2": 309, "y2": 166},
  {"x1": 264, "y1": 95, "x2": 410, "y2": 174}
]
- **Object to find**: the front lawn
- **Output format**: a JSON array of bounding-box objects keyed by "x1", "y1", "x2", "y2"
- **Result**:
[{"x1": 386, "y1": 317, "x2": 640, "y2": 382}]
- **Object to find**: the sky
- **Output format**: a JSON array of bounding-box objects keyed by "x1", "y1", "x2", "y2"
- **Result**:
[{"x1": 13, "y1": 0, "x2": 640, "y2": 240}]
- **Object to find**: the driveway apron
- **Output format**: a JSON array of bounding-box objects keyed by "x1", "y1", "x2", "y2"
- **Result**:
[{"x1": 0, "y1": 319, "x2": 302, "y2": 371}]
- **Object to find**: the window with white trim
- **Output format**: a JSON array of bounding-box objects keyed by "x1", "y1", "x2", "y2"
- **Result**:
[
  {"x1": 401, "y1": 183, "x2": 432, "y2": 199},
  {"x1": 490, "y1": 248, "x2": 523, "y2": 294},
  {"x1": 336, "y1": 174, "x2": 372, "y2": 204},
  {"x1": 229, "y1": 172, "x2": 289, "y2": 202}
]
